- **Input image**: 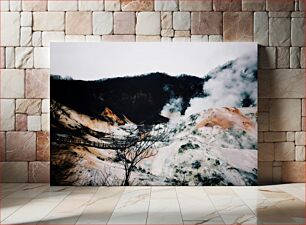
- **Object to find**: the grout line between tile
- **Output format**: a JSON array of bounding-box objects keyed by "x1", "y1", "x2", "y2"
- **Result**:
[
  {"x1": 174, "y1": 187, "x2": 185, "y2": 225},
  {"x1": 106, "y1": 186, "x2": 126, "y2": 225},
  {"x1": 145, "y1": 186, "x2": 152, "y2": 225}
]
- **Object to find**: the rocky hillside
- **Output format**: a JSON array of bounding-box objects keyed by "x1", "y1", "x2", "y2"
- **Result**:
[{"x1": 51, "y1": 99, "x2": 257, "y2": 186}]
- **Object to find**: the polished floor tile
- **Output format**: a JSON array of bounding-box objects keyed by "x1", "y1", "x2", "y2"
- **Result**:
[
  {"x1": 76, "y1": 187, "x2": 124, "y2": 224},
  {"x1": 176, "y1": 187, "x2": 216, "y2": 221},
  {"x1": 0, "y1": 183, "x2": 305, "y2": 224},
  {"x1": 108, "y1": 187, "x2": 150, "y2": 224},
  {"x1": 147, "y1": 187, "x2": 182, "y2": 224}
]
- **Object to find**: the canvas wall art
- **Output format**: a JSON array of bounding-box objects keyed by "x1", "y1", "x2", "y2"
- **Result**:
[{"x1": 50, "y1": 43, "x2": 258, "y2": 186}]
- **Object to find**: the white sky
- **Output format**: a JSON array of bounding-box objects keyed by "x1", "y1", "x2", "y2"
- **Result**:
[{"x1": 50, "y1": 42, "x2": 257, "y2": 80}]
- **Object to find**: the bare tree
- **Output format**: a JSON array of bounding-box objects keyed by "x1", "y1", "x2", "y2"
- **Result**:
[{"x1": 115, "y1": 125, "x2": 169, "y2": 186}]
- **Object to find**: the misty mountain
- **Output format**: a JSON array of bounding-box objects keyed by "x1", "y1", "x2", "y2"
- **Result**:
[{"x1": 51, "y1": 73, "x2": 205, "y2": 125}]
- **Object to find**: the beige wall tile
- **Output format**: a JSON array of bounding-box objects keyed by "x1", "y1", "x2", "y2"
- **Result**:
[
  {"x1": 161, "y1": 29, "x2": 174, "y2": 37},
  {"x1": 272, "y1": 165, "x2": 282, "y2": 184},
  {"x1": 295, "y1": 132, "x2": 305, "y2": 146},
  {"x1": 179, "y1": 0, "x2": 212, "y2": 11},
  {"x1": 1, "y1": 0, "x2": 9, "y2": 11},
  {"x1": 0, "y1": 69, "x2": 24, "y2": 98},
  {"x1": 93, "y1": 12, "x2": 113, "y2": 35},
  {"x1": 291, "y1": 18, "x2": 304, "y2": 47},
  {"x1": 242, "y1": 0, "x2": 265, "y2": 11},
  {"x1": 223, "y1": 12, "x2": 253, "y2": 41},
  {"x1": 155, "y1": 0, "x2": 178, "y2": 11},
  {"x1": 266, "y1": 0, "x2": 294, "y2": 11},
  {"x1": 41, "y1": 113, "x2": 50, "y2": 131},
  {"x1": 172, "y1": 37, "x2": 190, "y2": 42},
  {"x1": 27, "y1": 115, "x2": 41, "y2": 131},
  {"x1": 121, "y1": 0, "x2": 154, "y2": 11},
  {"x1": 258, "y1": 112, "x2": 269, "y2": 131},
  {"x1": 0, "y1": 162, "x2": 28, "y2": 182},
  {"x1": 33, "y1": 47, "x2": 50, "y2": 68},
  {"x1": 15, "y1": 47, "x2": 33, "y2": 68},
  {"x1": 269, "y1": 18, "x2": 291, "y2": 46},
  {"x1": 29, "y1": 161, "x2": 50, "y2": 182},
  {"x1": 101, "y1": 35, "x2": 135, "y2": 42},
  {"x1": 208, "y1": 35, "x2": 222, "y2": 42},
  {"x1": 254, "y1": 12, "x2": 268, "y2": 46},
  {"x1": 25, "y1": 69, "x2": 50, "y2": 98},
  {"x1": 295, "y1": 146, "x2": 305, "y2": 161},
  {"x1": 0, "y1": 99, "x2": 15, "y2": 131},
  {"x1": 174, "y1": 30, "x2": 190, "y2": 37},
  {"x1": 48, "y1": 0, "x2": 78, "y2": 11},
  {"x1": 299, "y1": 0, "x2": 305, "y2": 11},
  {"x1": 1, "y1": 12, "x2": 20, "y2": 46},
  {"x1": 66, "y1": 12, "x2": 92, "y2": 35},
  {"x1": 269, "y1": 12, "x2": 290, "y2": 18},
  {"x1": 42, "y1": 32, "x2": 65, "y2": 47},
  {"x1": 191, "y1": 12, "x2": 222, "y2": 35},
  {"x1": 258, "y1": 69, "x2": 304, "y2": 98},
  {"x1": 136, "y1": 36, "x2": 161, "y2": 42},
  {"x1": 270, "y1": 99, "x2": 301, "y2": 131},
  {"x1": 191, "y1": 35, "x2": 208, "y2": 42},
  {"x1": 78, "y1": 0, "x2": 104, "y2": 11},
  {"x1": 32, "y1": 31, "x2": 42, "y2": 47},
  {"x1": 33, "y1": 12, "x2": 65, "y2": 31},
  {"x1": 21, "y1": 12, "x2": 32, "y2": 27},
  {"x1": 22, "y1": 0, "x2": 47, "y2": 11},
  {"x1": 259, "y1": 47, "x2": 276, "y2": 69},
  {"x1": 20, "y1": 27, "x2": 32, "y2": 47},
  {"x1": 105, "y1": 0, "x2": 120, "y2": 11},
  {"x1": 6, "y1": 131, "x2": 36, "y2": 161},
  {"x1": 286, "y1": 132, "x2": 295, "y2": 142},
  {"x1": 213, "y1": 0, "x2": 242, "y2": 11},
  {"x1": 258, "y1": 99, "x2": 269, "y2": 112},
  {"x1": 276, "y1": 47, "x2": 290, "y2": 68},
  {"x1": 136, "y1": 12, "x2": 160, "y2": 35},
  {"x1": 114, "y1": 12, "x2": 135, "y2": 35},
  {"x1": 161, "y1": 12, "x2": 172, "y2": 30},
  {"x1": 37, "y1": 131, "x2": 50, "y2": 161},
  {"x1": 301, "y1": 47, "x2": 305, "y2": 69},
  {"x1": 161, "y1": 37, "x2": 172, "y2": 42},
  {"x1": 65, "y1": 35, "x2": 86, "y2": 42},
  {"x1": 173, "y1": 12, "x2": 190, "y2": 31},
  {"x1": 16, "y1": 99, "x2": 41, "y2": 115},
  {"x1": 258, "y1": 143, "x2": 274, "y2": 161},
  {"x1": 290, "y1": 47, "x2": 301, "y2": 69},
  {"x1": 16, "y1": 114, "x2": 27, "y2": 131},
  {"x1": 275, "y1": 142, "x2": 295, "y2": 161},
  {"x1": 282, "y1": 162, "x2": 305, "y2": 182},
  {"x1": 258, "y1": 162, "x2": 273, "y2": 185},
  {"x1": 0, "y1": 132, "x2": 5, "y2": 161},
  {"x1": 264, "y1": 132, "x2": 286, "y2": 142},
  {"x1": 85, "y1": 35, "x2": 101, "y2": 42},
  {"x1": 42, "y1": 99, "x2": 50, "y2": 113},
  {"x1": 0, "y1": 48, "x2": 5, "y2": 69}
]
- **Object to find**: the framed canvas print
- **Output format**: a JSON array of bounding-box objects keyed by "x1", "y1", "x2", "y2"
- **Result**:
[{"x1": 50, "y1": 43, "x2": 258, "y2": 186}]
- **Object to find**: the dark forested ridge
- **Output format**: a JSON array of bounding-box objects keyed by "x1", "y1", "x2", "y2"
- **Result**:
[{"x1": 51, "y1": 72, "x2": 205, "y2": 125}]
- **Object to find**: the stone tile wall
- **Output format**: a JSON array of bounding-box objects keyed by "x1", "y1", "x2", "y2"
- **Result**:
[{"x1": 0, "y1": 0, "x2": 305, "y2": 184}]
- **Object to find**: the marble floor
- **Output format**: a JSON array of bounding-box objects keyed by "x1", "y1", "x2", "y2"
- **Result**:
[{"x1": 0, "y1": 183, "x2": 305, "y2": 224}]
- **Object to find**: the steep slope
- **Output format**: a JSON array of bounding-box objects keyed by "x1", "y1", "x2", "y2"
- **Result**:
[
  {"x1": 143, "y1": 107, "x2": 257, "y2": 186},
  {"x1": 101, "y1": 107, "x2": 125, "y2": 125},
  {"x1": 196, "y1": 107, "x2": 257, "y2": 138}
]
